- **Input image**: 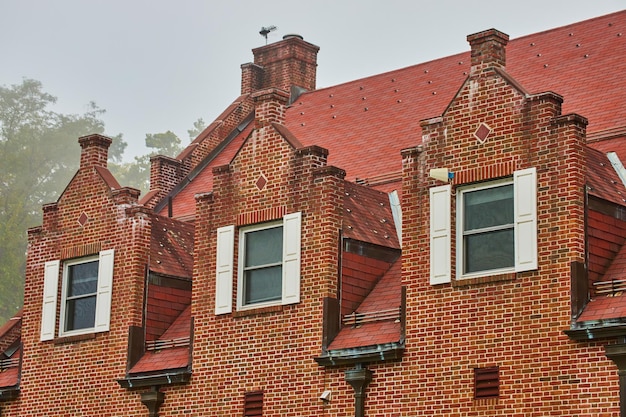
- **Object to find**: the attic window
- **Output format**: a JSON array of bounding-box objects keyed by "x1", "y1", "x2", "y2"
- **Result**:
[
  {"x1": 474, "y1": 366, "x2": 500, "y2": 399},
  {"x1": 244, "y1": 390, "x2": 263, "y2": 416}
]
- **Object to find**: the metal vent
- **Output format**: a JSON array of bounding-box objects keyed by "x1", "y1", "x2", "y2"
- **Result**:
[
  {"x1": 244, "y1": 390, "x2": 264, "y2": 416},
  {"x1": 474, "y1": 366, "x2": 500, "y2": 399}
]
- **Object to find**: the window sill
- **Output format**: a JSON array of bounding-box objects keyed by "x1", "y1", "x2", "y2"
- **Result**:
[
  {"x1": 233, "y1": 304, "x2": 283, "y2": 318},
  {"x1": 53, "y1": 332, "x2": 97, "y2": 345},
  {"x1": 452, "y1": 272, "x2": 516, "y2": 287}
]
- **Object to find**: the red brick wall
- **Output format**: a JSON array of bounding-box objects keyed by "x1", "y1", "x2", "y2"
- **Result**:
[
  {"x1": 250, "y1": 35, "x2": 319, "y2": 93},
  {"x1": 16, "y1": 147, "x2": 151, "y2": 416},
  {"x1": 182, "y1": 99, "x2": 347, "y2": 415},
  {"x1": 398, "y1": 58, "x2": 618, "y2": 415}
]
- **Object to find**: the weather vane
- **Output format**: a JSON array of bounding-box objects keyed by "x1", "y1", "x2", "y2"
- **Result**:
[{"x1": 259, "y1": 25, "x2": 277, "y2": 44}]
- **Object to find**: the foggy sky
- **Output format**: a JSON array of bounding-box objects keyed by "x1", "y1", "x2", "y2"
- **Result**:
[{"x1": 1, "y1": 0, "x2": 622, "y2": 160}]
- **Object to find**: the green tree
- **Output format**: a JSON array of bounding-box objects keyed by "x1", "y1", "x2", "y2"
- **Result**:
[
  {"x1": 187, "y1": 117, "x2": 205, "y2": 140},
  {"x1": 111, "y1": 129, "x2": 191, "y2": 193},
  {"x1": 0, "y1": 79, "x2": 125, "y2": 322}
]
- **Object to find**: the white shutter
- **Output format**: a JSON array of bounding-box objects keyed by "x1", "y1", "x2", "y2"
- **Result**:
[
  {"x1": 40, "y1": 260, "x2": 60, "y2": 341},
  {"x1": 215, "y1": 225, "x2": 235, "y2": 314},
  {"x1": 430, "y1": 185, "x2": 451, "y2": 284},
  {"x1": 94, "y1": 249, "x2": 114, "y2": 333},
  {"x1": 514, "y1": 168, "x2": 537, "y2": 272},
  {"x1": 282, "y1": 212, "x2": 302, "y2": 305}
]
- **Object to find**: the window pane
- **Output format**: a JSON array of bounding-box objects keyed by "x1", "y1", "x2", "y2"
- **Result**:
[
  {"x1": 245, "y1": 226, "x2": 283, "y2": 267},
  {"x1": 464, "y1": 184, "x2": 513, "y2": 230},
  {"x1": 244, "y1": 266, "x2": 282, "y2": 304},
  {"x1": 67, "y1": 261, "x2": 99, "y2": 297},
  {"x1": 65, "y1": 296, "x2": 96, "y2": 330},
  {"x1": 465, "y1": 229, "x2": 514, "y2": 273}
]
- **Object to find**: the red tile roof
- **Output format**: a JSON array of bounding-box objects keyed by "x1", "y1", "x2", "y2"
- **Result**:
[
  {"x1": 0, "y1": 309, "x2": 21, "y2": 342},
  {"x1": 577, "y1": 218, "x2": 626, "y2": 323},
  {"x1": 128, "y1": 346, "x2": 189, "y2": 375},
  {"x1": 329, "y1": 258, "x2": 402, "y2": 350},
  {"x1": 286, "y1": 11, "x2": 626, "y2": 183},
  {"x1": 586, "y1": 147, "x2": 626, "y2": 206},
  {"x1": 149, "y1": 214, "x2": 194, "y2": 278},
  {"x1": 129, "y1": 306, "x2": 191, "y2": 375},
  {"x1": 343, "y1": 181, "x2": 400, "y2": 248},
  {"x1": 160, "y1": 305, "x2": 191, "y2": 341},
  {"x1": 577, "y1": 294, "x2": 626, "y2": 323},
  {"x1": 0, "y1": 366, "x2": 19, "y2": 389},
  {"x1": 158, "y1": 122, "x2": 253, "y2": 219},
  {"x1": 163, "y1": 11, "x2": 626, "y2": 223},
  {"x1": 588, "y1": 130, "x2": 626, "y2": 165}
]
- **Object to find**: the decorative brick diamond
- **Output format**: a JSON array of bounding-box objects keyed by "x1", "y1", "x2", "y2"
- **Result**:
[
  {"x1": 78, "y1": 212, "x2": 89, "y2": 227},
  {"x1": 474, "y1": 123, "x2": 492, "y2": 143},
  {"x1": 255, "y1": 175, "x2": 267, "y2": 191}
]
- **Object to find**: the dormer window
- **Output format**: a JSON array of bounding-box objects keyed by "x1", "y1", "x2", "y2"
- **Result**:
[
  {"x1": 458, "y1": 180, "x2": 514, "y2": 276},
  {"x1": 239, "y1": 221, "x2": 283, "y2": 306},
  {"x1": 61, "y1": 256, "x2": 99, "y2": 333},
  {"x1": 429, "y1": 168, "x2": 537, "y2": 284},
  {"x1": 215, "y1": 212, "x2": 302, "y2": 314},
  {"x1": 40, "y1": 249, "x2": 114, "y2": 341}
]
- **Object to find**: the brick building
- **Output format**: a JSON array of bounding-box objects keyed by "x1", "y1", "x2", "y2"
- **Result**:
[{"x1": 2, "y1": 10, "x2": 626, "y2": 416}]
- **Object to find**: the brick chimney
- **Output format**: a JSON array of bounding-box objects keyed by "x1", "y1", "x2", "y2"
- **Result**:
[
  {"x1": 78, "y1": 134, "x2": 112, "y2": 169},
  {"x1": 241, "y1": 34, "x2": 320, "y2": 95},
  {"x1": 467, "y1": 29, "x2": 509, "y2": 73}
]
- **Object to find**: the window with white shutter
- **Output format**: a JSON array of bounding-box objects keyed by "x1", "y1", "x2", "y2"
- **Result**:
[
  {"x1": 214, "y1": 212, "x2": 302, "y2": 313},
  {"x1": 454, "y1": 168, "x2": 537, "y2": 280},
  {"x1": 41, "y1": 249, "x2": 115, "y2": 340},
  {"x1": 430, "y1": 185, "x2": 451, "y2": 284}
]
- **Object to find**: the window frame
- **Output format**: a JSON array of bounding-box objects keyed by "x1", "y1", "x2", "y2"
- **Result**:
[
  {"x1": 59, "y1": 254, "x2": 100, "y2": 336},
  {"x1": 215, "y1": 212, "x2": 301, "y2": 315},
  {"x1": 40, "y1": 249, "x2": 114, "y2": 341},
  {"x1": 237, "y1": 219, "x2": 284, "y2": 310},
  {"x1": 456, "y1": 177, "x2": 515, "y2": 279}
]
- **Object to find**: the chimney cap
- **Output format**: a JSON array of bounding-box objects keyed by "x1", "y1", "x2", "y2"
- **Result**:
[{"x1": 283, "y1": 34, "x2": 304, "y2": 40}]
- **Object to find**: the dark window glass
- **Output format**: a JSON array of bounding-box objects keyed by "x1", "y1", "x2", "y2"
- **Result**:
[
  {"x1": 65, "y1": 260, "x2": 98, "y2": 331},
  {"x1": 243, "y1": 226, "x2": 283, "y2": 305},
  {"x1": 463, "y1": 183, "x2": 514, "y2": 274}
]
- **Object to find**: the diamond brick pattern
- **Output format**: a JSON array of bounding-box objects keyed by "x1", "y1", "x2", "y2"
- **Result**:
[
  {"x1": 255, "y1": 175, "x2": 267, "y2": 191},
  {"x1": 77, "y1": 212, "x2": 88, "y2": 227},
  {"x1": 474, "y1": 123, "x2": 491, "y2": 143}
]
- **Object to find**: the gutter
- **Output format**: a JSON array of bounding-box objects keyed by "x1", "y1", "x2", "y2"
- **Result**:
[{"x1": 117, "y1": 369, "x2": 192, "y2": 389}]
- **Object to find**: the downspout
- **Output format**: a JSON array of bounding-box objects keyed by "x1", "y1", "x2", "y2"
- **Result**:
[
  {"x1": 140, "y1": 386, "x2": 164, "y2": 417},
  {"x1": 605, "y1": 341, "x2": 626, "y2": 417},
  {"x1": 345, "y1": 364, "x2": 372, "y2": 417}
]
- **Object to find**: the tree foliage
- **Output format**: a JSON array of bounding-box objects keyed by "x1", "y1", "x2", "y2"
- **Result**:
[
  {"x1": 0, "y1": 79, "x2": 126, "y2": 322},
  {"x1": 0, "y1": 79, "x2": 201, "y2": 323}
]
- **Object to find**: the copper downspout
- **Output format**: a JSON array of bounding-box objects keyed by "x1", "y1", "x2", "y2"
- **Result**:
[
  {"x1": 605, "y1": 342, "x2": 626, "y2": 417},
  {"x1": 345, "y1": 365, "x2": 372, "y2": 417},
  {"x1": 140, "y1": 386, "x2": 164, "y2": 417}
]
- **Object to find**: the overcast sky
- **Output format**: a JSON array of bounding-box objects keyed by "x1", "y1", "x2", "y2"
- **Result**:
[{"x1": 2, "y1": 1, "x2": 623, "y2": 160}]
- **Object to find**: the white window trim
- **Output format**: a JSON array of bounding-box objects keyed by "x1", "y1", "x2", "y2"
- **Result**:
[
  {"x1": 456, "y1": 177, "x2": 515, "y2": 279},
  {"x1": 215, "y1": 212, "x2": 301, "y2": 314},
  {"x1": 40, "y1": 250, "x2": 114, "y2": 340},
  {"x1": 237, "y1": 219, "x2": 283, "y2": 310},
  {"x1": 454, "y1": 168, "x2": 537, "y2": 280}
]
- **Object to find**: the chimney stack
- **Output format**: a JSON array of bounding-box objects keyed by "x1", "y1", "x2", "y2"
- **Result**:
[
  {"x1": 78, "y1": 134, "x2": 112, "y2": 169},
  {"x1": 242, "y1": 34, "x2": 320, "y2": 95},
  {"x1": 467, "y1": 29, "x2": 509, "y2": 73}
]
